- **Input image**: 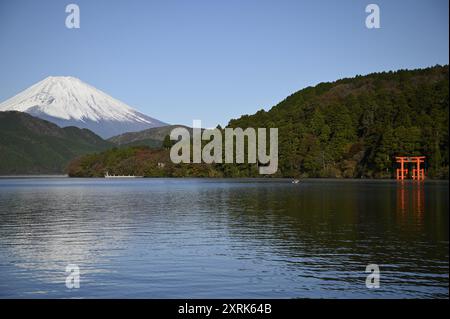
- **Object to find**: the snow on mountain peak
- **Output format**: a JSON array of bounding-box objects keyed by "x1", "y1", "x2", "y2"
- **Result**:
[{"x1": 0, "y1": 76, "x2": 153, "y2": 124}]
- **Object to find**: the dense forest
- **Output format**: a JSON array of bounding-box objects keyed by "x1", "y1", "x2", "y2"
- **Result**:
[
  {"x1": 68, "y1": 65, "x2": 449, "y2": 179},
  {"x1": 228, "y1": 65, "x2": 449, "y2": 178},
  {"x1": 67, "y1": 146, "x2": 220, "y2": 177}
]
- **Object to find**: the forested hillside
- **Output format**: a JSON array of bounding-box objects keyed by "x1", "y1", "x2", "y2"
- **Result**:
[
  {"x1": 228, "y1": 65, "x2": 448, "y2": 178},
  {"x1": 0, "y1": 111, "x2": 113, "y2": 174},
  {"x1": 68, "y1": 66, "x2": 449, "y2": 179}
]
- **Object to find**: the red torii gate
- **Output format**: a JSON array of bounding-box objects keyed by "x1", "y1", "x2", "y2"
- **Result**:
[{"x1": 395, "y1": 156, "x2": 425, "y2": 181}]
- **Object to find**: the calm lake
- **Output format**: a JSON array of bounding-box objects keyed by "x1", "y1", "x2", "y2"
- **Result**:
[{"x1": 0, "y1": 178, "x2": 448, "y2": 298}]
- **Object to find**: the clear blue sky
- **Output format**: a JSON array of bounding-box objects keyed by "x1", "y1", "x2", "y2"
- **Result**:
[{"x1": 0, "y1": 0, "x2": 448, "y2": 127}]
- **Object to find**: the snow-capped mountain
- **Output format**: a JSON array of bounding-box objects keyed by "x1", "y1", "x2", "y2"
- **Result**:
[{"x1": 0, "y1": 76, "x2": 167, "y2": 138}]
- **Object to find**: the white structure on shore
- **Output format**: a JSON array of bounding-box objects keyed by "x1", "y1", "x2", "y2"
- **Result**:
[{"x1": 104, "y1": 171, "x2": 143, "y2": 178}]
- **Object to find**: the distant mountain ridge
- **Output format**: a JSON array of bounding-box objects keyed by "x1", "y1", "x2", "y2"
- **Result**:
[
  {"x1": 0, "y1": 76, "x2": 168, "y2": 138},
  {"x1": 108, "y1": 125, "x2": 192, "y2": 148},
  {"x1": 0, "y1": 111, "x2": 113, "y2": 174}
]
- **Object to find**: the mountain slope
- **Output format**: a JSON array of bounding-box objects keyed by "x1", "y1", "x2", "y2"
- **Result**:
[
  {"x1": 108, "y1": 125, "x2": 192, "y2": 148},
  {"x1": 0, "y1": 111, "x2": 113, "y2": 174},
  {"x1": 227, "y1": 65, "x2": 449, "y2": 178},
  {"x1": 0, "y1": 76, "x2": 167, "y2": 138}
]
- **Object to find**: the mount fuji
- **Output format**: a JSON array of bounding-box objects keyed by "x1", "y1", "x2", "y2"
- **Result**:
[{"x1": 0, "y1": 76, "x2": 167, "y2": 138}]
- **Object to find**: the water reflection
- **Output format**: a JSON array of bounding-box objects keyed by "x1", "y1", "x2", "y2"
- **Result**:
[
  {"x1": 396, "y1": 182, "x2": 425, "y2": 227},
  {"x1": 0, "y1": 178, "x2": 448, "y2": 298}
]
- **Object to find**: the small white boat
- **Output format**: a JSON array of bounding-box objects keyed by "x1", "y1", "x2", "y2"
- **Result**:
[
  {"x1": 104, "y1": 171, "x2": 143, "y2": 178},
  {"x1": 292, "y1": 179, "x2": 300, "y2": 184}
]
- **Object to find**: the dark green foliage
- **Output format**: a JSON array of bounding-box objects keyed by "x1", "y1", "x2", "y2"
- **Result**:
[
  {"x1": 67, "y1": 146, "x2": 222, "y2": 178},
  {"x1": 117, "y1": 138, "x2": 162, "y2": 149},
  {"x1": 162, "y1": 134, "x2": 174, "y2": 149},
  {"x1": 228, "y1": 65, "x2": 449, "y2": 179},
  {"x1": 68, "y1": 66, "x2": 449, "y2": 179}
]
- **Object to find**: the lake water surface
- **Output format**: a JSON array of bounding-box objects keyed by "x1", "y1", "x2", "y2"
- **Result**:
[{"x1": 0, "y1": 178, "x2": 448, "y2": 298}]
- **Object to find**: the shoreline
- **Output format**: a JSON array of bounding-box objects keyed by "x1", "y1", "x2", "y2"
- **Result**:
[
  {"x1": 0, "y1": 175, "x2": 448, "y2": 183},
  {"x1": 0, "y1": 175, "x2": 68, "y2": 178}
]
